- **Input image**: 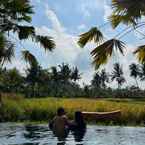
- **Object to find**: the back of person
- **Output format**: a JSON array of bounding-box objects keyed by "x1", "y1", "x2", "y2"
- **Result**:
[
  {"x1": 53, "y1": 115, "x2": 68, "y2": 135},
  {"x1": 50, "y1": 107, "x2": 69, "y2": 141},
  {"x1": 70, "y1": 111, "x2": 86, "y2": 142},
  {"x1": 70, "y1": 111, "x2": 86, "y2": 131}
]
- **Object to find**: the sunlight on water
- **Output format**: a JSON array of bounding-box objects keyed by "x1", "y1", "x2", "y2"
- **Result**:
[{"x1": 0, "y1": 123, "x2": 145, "y2": 145}]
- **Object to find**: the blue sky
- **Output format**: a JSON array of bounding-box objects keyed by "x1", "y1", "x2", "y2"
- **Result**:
[{"x1": 6, "y1": 0, "x2": 145, "y2": 88}]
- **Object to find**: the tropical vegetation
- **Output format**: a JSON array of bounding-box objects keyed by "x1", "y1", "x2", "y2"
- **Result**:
[{"x1": 78, "y1": 0, "x2": 145, "y2": 69}]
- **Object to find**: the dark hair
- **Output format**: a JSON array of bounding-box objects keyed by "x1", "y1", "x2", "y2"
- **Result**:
[
  {"x1": 57, "y1": 107, "x2": 65, "y2": 116},
  {"x1": 75, "y1": 111, "x2": 85, "y2": 126}
]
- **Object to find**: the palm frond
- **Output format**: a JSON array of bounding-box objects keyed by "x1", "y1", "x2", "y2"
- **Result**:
[
  {"x1": 16, "y1": 25, "x2": 35, "y2": 40},
  {"x1": 3, "y1": 43, "x2": 15, "y2": 63},
  {"x1": 134, "y1": 45, "x2": 145, "y2": 64},
  {"x1": 78, "y1": 27, "x2": 103, "y2": 47},
  {"x1": 110, "y1": 13, "x2": 136, "y2": 28},
  {"x1": 17, "y1": 15, "x2": 32, "y2": 23},
  {"x1": 22, "y1": 50, "x2": 38, "y2": 66},
  {"x1": 91, "y1": 39, "x2": 125, "y2": 69},
  {"x1": 35, "y1": 35, "x2": 55, "y2": 51},
  {"x1": 0, "y1": 33, "x2": 15, "y2": 65},
  {"x1": 111, "y1": 0, "x2": 145, "y2": 28}
]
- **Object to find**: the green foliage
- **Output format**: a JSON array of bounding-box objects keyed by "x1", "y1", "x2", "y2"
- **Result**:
[
  {"x1": 2, "y1": 99, "x2": 24, "y2": 121},
  {"x1": 16, "y1": 26, "x2": 35, "y2": 40},
  {"x1": 134, "y1": 45, "x2": 145, "y2": 64},
  {"x1": 22, "y1": 50, "x2": 38, "y2": 67},
  {"x1": 78, "y1": 27, "x2": 103, "y2": 48},
  {"x1": 1, "y1": 97, "x2": 145, "y2": 125},
  {"x1": 91, "y1": 39, "x2": 125, "y2": 69},
  {"x1": 78, "y1": 0, "x2": 145, "y2": 67},
  {"x1": 0, "y1": 0, "x2": 55, "y2": 67},
  {"x1": 111, "y1": 0, "x2": 145, "y2": 28},
  {"x1": 0, "y1": 33, "x2": 15, "y2": 66},
  {"x1": 35, "y1": 35, "x2": 55, "y2": 51},
  {"x1": 111, "y1": 63, "x2": 126, "y2": 89}
]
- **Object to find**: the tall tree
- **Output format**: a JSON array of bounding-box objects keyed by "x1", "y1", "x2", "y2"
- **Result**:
[
  {"x1": 91, "y1": 72, "x2": 101, "y2": 88},
  {"x1": 129, "y1": 63, "x2": 140, "y2": 88},
  {"x1": 140, "y1": 63, "x2": 145, "y2": 81},
  {"x1": 23, "y1": 51, "x2": 41, "y2": 97},
  {"x1": 100, "y1": 69, "x2": 109, "y2": 89},
  {"x1": 111, "y1": 63, "x2": 126, "y2": 89},
  {"x1": 59, "y1": 63, "x2": 71, "y2": 83},
  {"x1": 4, "y1": 68, "x2": 24, "y2": 92},
  {"x1": 71, "y1": 67, "x2": 81, "y2": 82}
]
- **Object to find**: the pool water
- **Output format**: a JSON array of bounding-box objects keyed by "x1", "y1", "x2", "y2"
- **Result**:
[{"x1": 0, "y1": 123, "x2": 145, "y2": 145}]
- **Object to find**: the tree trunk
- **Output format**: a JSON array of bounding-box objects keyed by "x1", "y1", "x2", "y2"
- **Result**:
[{"x1": 135, "y1": 78, "x2": 139, "y2": 88}]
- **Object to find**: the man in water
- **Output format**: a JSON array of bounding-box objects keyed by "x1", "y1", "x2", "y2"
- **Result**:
[{"x1": 49, "y1": 107, "x2": 70, "y2": 142}]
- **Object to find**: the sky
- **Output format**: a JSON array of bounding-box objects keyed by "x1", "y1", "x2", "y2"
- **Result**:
[{"x1": 6, "y1": 0, "x2": 145, "y2": 88}]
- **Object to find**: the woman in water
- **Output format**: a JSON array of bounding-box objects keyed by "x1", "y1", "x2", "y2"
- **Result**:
[{"x1": 70, "y1": 111, "x2": 86, "y2": 142}]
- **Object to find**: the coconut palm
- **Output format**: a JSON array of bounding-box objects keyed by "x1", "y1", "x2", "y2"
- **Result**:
[
  {"x1": 110, "y1": 0, "x2": 145, "y2": 28},
  {"x1": 78, "y1": 28, "x2": 125, "y2": 69},
  {"x1": 129, "y1": 63, "x2": 140, "y2": 88},
  {"x1": 78, "y1": 0, "x2": 145, "y2": 68},
  {"x1": 0, "y1": 33, "x2": 14, "y2": 66},
  {"x1": 100, "y1": 69, "x2": 109, "y2": 89},
  {"x1": 22, "y1": 50, "x2": 38, "y2": 67},
  {"x1": 0, "y1": 0, "x2": 55, "y2": 66},
  {"x1": 59, "y1": 63, "x2": 72, "y2": 82},
  {"x1": 111, "y1": 0, "x2": 145, "y2": 64},
  {"x1": 111, "y1": 63, "x2": 126, "y2": 89},
  {"x1": 91, "y1": 72, "x2": 101, "y2": 88},
  {"x1": 71, "y1": 67, "x2": 81, "y2": 82},
  {"x1": 140, "y1": 63, "x2": 145, "y2": 81}
]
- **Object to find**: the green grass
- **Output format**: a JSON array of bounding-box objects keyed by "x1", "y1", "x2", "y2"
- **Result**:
[{"x1": 1, "y1": 97, "x2": 145, "y2": 126}]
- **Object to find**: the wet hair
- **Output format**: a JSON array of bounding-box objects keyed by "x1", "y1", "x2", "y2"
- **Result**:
[
  {"x1": 75, "y1": 111, "x2": 85, "y2": 126},
  {"x1": 57, "y1": 107, "x2": 65, "y2": 116}
]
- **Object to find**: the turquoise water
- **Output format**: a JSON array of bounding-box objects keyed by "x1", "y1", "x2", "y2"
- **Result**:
[{"x1": 0, "y1": 123, "x2": 145, "y2": 145}]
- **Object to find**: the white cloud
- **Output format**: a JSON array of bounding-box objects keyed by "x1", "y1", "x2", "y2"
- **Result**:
[
  {"x1": 36, "y1": 5, "x2": 82, "y2": 65},
  {"x1": 79, "y1": 0, "x2": 104, "y2": 18}
]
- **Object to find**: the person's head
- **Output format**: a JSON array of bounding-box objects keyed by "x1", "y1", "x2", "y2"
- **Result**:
[
  {"x1": 75, "y1": 111, "x2": 84, "y2": 123},
  {"x1": 57, "y1": 107, "x2": 65, "y2": 116}
]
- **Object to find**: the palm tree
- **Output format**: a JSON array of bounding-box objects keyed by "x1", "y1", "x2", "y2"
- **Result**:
[
  {"x1": 129, "y1": 63, "x2": 140, "y2": 88},
  {"x1": 111, "y1": 63, "x2": 126, "y2": 89},
  {"x1": 59, "y1": 63, "x2": 71, "y2": 82},
  {"x1": 0, "y1": 33, "x2": 14, "y2": 67},
  {"x1": 100, "y1": 69, "x2": 109, "y2": 89},
  {"x1": 0, "y1": 0, "x2": 55, "y2": 66},
  {"x1": 22, "y1": 51, "x2": 41, "y2": 97},
  {"x1": 78, "y1": 28, "x2": 126, "y2": 69},
  {"x1": 78, "y1": 0, "x2": 145, "y2": 69},
  {"x1": 111, "y1": 0, "x2": 145, "y2": 64},
  {"x1": 91, "y1": 72, "x2": 101, "y2": 88},
  {"x1": 50, "y1": 66, "x2": 60, "y2": 97},
  {"x1": 140, "y1": 64, "x2": 145, "y2": 81},
  {"x1": 71, "y1": 67, "x2": 81, "y2": 82},
  {"x1": 4, "y1": 68, "x2": 24, "y2": 93},
  {"x1": 110, "y1": 0, "x2": 145, "y2": 28}
]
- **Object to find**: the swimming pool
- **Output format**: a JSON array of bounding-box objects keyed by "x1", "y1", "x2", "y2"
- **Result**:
[{"x1": 0, "y1": 123, "x2": 145, "y2": 145}]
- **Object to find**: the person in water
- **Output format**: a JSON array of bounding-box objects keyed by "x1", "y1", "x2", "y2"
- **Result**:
[
  {"x1": 70, "y1": 111, "x2": 86, "y2": 143},
  {"x1": 70, "y1": 111, "x2": 86, "y2": 130},
  {"x1": 49, "y1": 107, "x2": 69, "y2": 141}
]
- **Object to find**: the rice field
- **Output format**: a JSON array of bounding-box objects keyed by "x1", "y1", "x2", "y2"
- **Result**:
[{"x1": 1, "y1": 97, "x2": 145, "y2": 126}]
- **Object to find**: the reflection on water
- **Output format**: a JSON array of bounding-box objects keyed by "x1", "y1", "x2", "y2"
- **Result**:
[{"x1": 0, "y1": 123, "x2": 145, "y2": 145}]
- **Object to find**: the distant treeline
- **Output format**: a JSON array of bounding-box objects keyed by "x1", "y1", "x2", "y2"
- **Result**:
[{"x1": 0, "y1": 62, "x2": 145, "y2": 98}]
